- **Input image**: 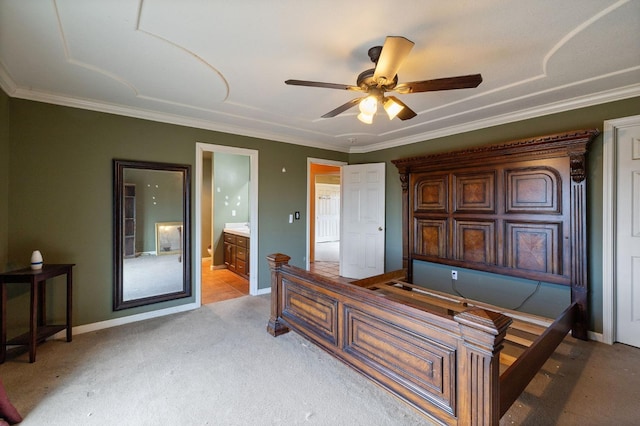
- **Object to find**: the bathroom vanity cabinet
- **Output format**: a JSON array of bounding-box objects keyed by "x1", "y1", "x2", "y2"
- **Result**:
[{"x1": 224, "y1": 232, "x2": 250, "y2": 279}]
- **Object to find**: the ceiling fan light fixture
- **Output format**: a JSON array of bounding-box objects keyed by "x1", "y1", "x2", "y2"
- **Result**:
[
  {"x1": 286, "y1": 36, "x2": 482, "y2": 124},
  {"x1": 357, "y1": 112, "x2": 374, "y2": 124},
  {"x1": 383, "y1": 97, "x2": 404, "y2": 120},
  {"x1": 359, "y1": 95, "x2": 378, "y2": 115}
]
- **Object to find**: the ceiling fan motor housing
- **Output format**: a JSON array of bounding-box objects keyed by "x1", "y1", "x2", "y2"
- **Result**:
[
  {"x1": 367, "y1": 46, "x2": 383, "y2": 63},
  {"x1": 357, "y1": 68, "x2": 398, "y2": 90}
]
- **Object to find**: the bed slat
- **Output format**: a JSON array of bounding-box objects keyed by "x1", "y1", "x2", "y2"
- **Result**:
[
  {"x1": 350, "y1": 270, "x2": 406, "y2": 288},
  {"x1": 505, "y1": 334, "x2": 534, "y2": 348},
  {"x1": 500, "y1": 353, "x2": 517, "y2": 367},
  {"x1": 499, "y1": 302, "x2": 577, "y2": 417},
  {"x1": 508, "y1": 319, "x2": 546, "y2": 337},
  {"x1": 374, "y1": 284, "x2": 467, "y2": 313}
]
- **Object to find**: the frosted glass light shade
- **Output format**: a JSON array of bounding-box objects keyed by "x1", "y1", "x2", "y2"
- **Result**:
[
  {"x1": 358, "y1": 96, "x2": 378, "y2": 115},
  {"x1": 384, "y1": 98, "x2": 404, "y2": 120},
  {"x1": 357, "y1": 112, "x2": 374, "y2": 124}
]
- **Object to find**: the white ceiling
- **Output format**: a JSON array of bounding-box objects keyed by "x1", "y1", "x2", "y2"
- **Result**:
[{"x1": 1, "y1": 1, "x2": 639, "y2": 153}]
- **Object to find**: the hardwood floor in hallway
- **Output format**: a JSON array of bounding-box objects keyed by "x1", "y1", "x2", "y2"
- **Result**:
[
  {"x1": 309, "y1": 261, "x2": 352, "y2": 284},
  {"x1": 201, "y1": 259, "x2": 249, "y2": 305},
  {"x1": 201, "y1": 258, "x2": 350, "y2": 305}
]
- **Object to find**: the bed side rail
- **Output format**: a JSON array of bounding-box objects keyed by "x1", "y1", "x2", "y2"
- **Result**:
[{"x1": 499, "y1": 302, "x2": 577, "y2": 417}]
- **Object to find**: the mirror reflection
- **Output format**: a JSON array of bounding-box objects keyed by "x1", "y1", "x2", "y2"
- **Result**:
[{"x1": 114, "y1": 160, "x2": 191, "y2": 310}]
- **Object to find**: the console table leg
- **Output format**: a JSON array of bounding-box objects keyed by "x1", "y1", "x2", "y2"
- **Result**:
[
  {"x1": 29, "y1": 281, "x2": 38, "y2": 363},
  {"x1": 66, "y1": 270, "x2": 72, "y2": 342},
  {"x1": 38, "y1": 278, "x2": 46, "y2": 326},
  {"x1": 0, "y1": 283, "x2": 6, "y2": 364}
]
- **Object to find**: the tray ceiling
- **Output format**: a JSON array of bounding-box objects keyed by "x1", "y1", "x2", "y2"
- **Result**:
[{"x1": 1, "y1": 0, "x2": 638, "y2": 153}]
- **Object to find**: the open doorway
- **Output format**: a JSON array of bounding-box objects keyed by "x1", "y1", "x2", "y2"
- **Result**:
[
  {"x1": 195, "y1": 143, "x2": 259, "y2": 307},
  {"x1": 307, "y1": 158, "x2": 346, "y2": 279}
]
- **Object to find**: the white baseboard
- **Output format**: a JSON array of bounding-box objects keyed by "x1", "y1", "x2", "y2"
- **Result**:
[
  {"x1": 588, "y1": 330, "x2": 604, "y2": 343},
  {"x1": 255, "y1": 287, "x2": 271, "y2": 296},
  {"x1": 53, "y1": 302, "x2": 200, "y2": 338},
  {"x1": 54, "y1": 288, "x2": 271, "y2": 338}
]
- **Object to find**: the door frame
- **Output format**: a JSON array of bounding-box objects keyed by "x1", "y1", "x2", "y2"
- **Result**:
[
  {"x1": 196, "y1": 143, "x2": 260, "y2": 306},
  {"x1": 602, "y1": 114, "x2": 640, "y2": 344},
  {"x1": 306, "y1": 158, "x2": 347, "y2": 270}
]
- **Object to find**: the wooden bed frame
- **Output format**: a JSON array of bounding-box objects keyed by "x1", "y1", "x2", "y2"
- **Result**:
[{"x1": 267, "y1": 130, "x2": 599, "y2": 425}]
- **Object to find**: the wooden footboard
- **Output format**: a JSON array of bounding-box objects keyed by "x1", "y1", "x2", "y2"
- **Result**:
[
  {"x1": 267, "y1": 254, "x2": 517, "y2": 425},
  {"x1": 267, "y1": 254, "x2": 576, "y2": 425}
]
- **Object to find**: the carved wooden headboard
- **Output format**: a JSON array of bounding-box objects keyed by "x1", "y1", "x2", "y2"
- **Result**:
[{"x1": 392, "y1": 129, "x2": 600, "y2": 337}]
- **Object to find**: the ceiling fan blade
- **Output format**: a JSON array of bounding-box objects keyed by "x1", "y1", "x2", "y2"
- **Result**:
[
  {"x1": 395, "y1": 74, "x2": 483, "y2": 94},
  {"x1": 285, "y1": 79, "x2": 362, "y2": 91},
  {"x1": 387, "y1": 96, "x2": 417, "y2": 120},
  {"x1": 373, "y1": 36, "x2": 415, "y2": 85},
  {"x1": 321, "y1": 98, "x2": 363, "y2": 118}
]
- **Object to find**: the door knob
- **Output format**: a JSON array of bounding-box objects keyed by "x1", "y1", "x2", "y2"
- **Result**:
[{"x1": 378, "y1": 226, "x2": 383, "y2": 231}]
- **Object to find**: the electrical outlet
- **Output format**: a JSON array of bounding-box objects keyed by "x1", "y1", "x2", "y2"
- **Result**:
[{"x1": 451, "y1": 270, "x2": 458, "y2": 280}]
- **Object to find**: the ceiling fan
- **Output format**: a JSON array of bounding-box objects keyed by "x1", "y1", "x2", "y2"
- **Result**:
[{"x1": 285, "y1": 36, "x2": 482, "y2": 124}]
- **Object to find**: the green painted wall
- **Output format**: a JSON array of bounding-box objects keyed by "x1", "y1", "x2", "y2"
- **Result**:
[
  {"x1": 3, "y1": 91, "x2": 639, "y2": 335},
  {"x1": 4, "y1": 97, "x2": 346, "y2": 329},
  {"x1": 0, "y1": 89, "x2": 8, "y2": 269},
  {"x1": 201, "y1": 154, "x2": 213, "y2": 258},
  {"x1": 351, "y1": 97, "x2": 640, "y2": 332}
]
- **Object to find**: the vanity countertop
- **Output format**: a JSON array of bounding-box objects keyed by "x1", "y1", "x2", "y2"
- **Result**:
[
  {"x1": 224, "y1": 228, "x2": 250, "y2": 238},
  {"x1": 224, "y1": 223, "x2": 250, "y2": 238}
]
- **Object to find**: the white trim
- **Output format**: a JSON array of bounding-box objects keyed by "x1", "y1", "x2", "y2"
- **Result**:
[
  {"x1": 588, "y1": 331, "x2": 604, "y2": 343},
  {"x1": 306, "y1": 158, "x2": 347, "y2": 270},
  {"x1": 53, "y1": 302, "x2": 199, "y2": 337},
  {"x1": 255, "y1": 287, "x2": 271, "y2": 296},
  {"x1": 349, "y1": 85, "x2": 640, "y2": 153},
  {"x1": 3, "y1": 69, "x2": 638, "y2": 155},
  {"x1": 602, "y1": 114, "x2": 640, "y2": 345},
  {"x1": 195, "y1": 143, "x2": 261, "y2": 298}
]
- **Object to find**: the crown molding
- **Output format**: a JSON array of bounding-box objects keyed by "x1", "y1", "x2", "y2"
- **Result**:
[
  {"x1": 348, "y1": 84, "x2": 640, "y2": 153},
  {"x1": 2, "y1": 70, "x2": 638, "y2": 155}
]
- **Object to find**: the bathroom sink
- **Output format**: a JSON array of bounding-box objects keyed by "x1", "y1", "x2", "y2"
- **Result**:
[{"x1": 224, "y1": 222, "x2": 250, "y2": 237}]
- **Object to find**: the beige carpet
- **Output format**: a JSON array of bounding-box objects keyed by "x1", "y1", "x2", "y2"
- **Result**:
[{"x1": 1, "y1": 295, "x2": 638, "y2": 425}]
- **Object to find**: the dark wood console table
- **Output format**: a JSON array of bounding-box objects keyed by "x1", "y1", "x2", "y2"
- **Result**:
[{"x1": 0, "y1": 264, "x2": 74, "y2": 363}]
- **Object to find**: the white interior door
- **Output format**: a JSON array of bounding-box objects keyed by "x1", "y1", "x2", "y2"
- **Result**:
[
  {"x1": 315, "y1": 183, "x2": 340, "y2": 243},
  {"x1": 616, "y1": 122, "x2": 640, "y2": 347},
  {"x1": 340, "y1": 163, "x2": 385, "y2": 279}
]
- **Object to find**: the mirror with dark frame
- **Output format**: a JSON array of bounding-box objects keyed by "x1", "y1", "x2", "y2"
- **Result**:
[{"x1": 113, "y1": 159, "x2": 191, "y2": 310}]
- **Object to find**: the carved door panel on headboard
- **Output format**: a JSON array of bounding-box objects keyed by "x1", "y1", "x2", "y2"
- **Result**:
[
  {"x1": 412, "y1": 157, "x2": 570, "y2": 284},
  {"x1": 393, "y1": 129, "x2": 599, "y2": 288}
]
